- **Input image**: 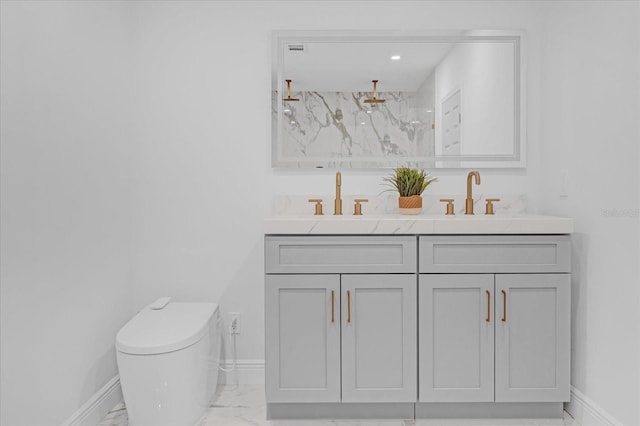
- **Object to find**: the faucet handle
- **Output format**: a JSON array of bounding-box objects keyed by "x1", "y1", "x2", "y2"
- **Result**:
[
  {"x1": 353, "y1": 199, "x2": 368, "y2": 216},
  {"x1": 308, "y1": 199, "x2": 324, "y2": 216},
  {"x1": 485, "y1": 198, "x2": 501, "y2": 215},
  {"x1": 440, "y1": 198, "x2": 455, "y2": 215}
]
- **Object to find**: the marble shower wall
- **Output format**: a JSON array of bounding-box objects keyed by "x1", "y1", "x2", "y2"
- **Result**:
[{"x1": 273, "y1": 91, "x2": 435, "y2": 168}]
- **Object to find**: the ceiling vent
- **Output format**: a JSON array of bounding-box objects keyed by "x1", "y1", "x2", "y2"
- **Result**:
[{"x1": 288, "y1": 44, "x2": 305, "y2": 52}]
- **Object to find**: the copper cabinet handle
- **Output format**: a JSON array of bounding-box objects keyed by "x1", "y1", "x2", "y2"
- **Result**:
[
  {"x1": 331, "y1": 290, "x2": 335, "y2": 323},
  {"x1": 501, "y1": 290, "x2": 507, "y2": 322},
  {"x1": 486, "y1": 290, "x2": 491, "y2": 322},
  {"x1": 347, "y1": 290, "x2": 351, "y2": 323}
]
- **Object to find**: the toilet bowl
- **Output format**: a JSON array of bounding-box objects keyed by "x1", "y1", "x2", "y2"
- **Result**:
[{"x1": 116, "y1": 298, "x2": 220, "y2": 426}]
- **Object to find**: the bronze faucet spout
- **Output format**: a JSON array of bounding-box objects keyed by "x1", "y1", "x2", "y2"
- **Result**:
[
  {"x1": 334, "y1": 171, "x2": 342, "y2": 215},
  {"x1": 465, "y1": 171, "x2": 481, "y2": 215}
]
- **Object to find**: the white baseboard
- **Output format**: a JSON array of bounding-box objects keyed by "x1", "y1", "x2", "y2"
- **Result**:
[
  {"x1": 64, "y1": 371, "x2": 624, "y2": 425},
  {"x1": 218, "y1": 359, "x2": 265, "y2": 385},
  {"x1": 60, "y1": 376, "x2": 122, "y2": 426},
  {"x1": 59, "y1": 360, "x2": 263, "y2": 425},
  {"x1": 565, "y1": 386, "x2": 622, "y2": 426}
]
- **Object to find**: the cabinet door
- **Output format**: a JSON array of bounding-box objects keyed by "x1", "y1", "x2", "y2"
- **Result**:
[
  {"x1": 341, "y1": 274, "x2": 417, "y2": 402},
  {"x1": 265, "y1": 275, "x2": 341, "y2": 403},
  {"x1": 419, "y1": 274, "x2": 495, "y2": 402},
  {"x1": 495, "y1": 274, "x2": 570, "y2": 402}
]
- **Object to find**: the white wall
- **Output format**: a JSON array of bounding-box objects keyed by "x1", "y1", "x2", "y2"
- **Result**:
[
  {"x1": 416, "y1": 70, "x2": 436, "y2": 161},
  {"x1": 537, "y1": 2, "x2": 640, "y2": 425},
  {"x1": 0, "y1": 2, "x2": 134, "y2": 425},
  {"x1": 434, "y1": 41, "x2": 514, "y2": 156}
]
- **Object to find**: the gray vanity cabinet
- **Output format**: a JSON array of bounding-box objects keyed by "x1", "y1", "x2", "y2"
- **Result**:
[
  {"x1": 419, "y1": 274, "x2": 495, "y2": 402},
  {"x1": 265, "y1": 236, "x2": 417, "y2": 406},
  {"x1": 495, "y1": 273, "x2": 571, "y2": 402},
  {"x1": 419, "y1": 273, "x2": 570, "y2": 403},
  {"x1": 265, "y1": 274, "x2": 341, "y2": 403},
  {"x1": 341, "y1": 274, "x2": 416, "y2": 403},
  {"x1": 265, "y1": 234, "x2": 572, "y2": 419},
  {"x1": 418, "y1": 236, "x2": 571, "y2": 405}
]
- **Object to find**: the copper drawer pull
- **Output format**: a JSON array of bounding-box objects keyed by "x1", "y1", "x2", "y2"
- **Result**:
[
  {"x1": 331, "y1": 290, "x2": 335, "y2": 323},
  {"x1": 501, "y1": 290, "x2": 507, "y2": 322},
  {"x1": 486, "y1": 290, "x2": 491, "y2": 322}
]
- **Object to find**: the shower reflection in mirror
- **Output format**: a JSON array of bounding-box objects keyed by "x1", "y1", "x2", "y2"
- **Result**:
[{"x1": 272, "y1": 31, "x2": 524, "y2": 168}]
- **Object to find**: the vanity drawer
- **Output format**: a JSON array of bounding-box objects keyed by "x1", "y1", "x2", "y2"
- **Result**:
[
  {"x1": 419, "y1": 235, "x2": 571, "y2": 273},
  {"x1": 265, "y1": 236, "x2": 417, "y2": 274}
]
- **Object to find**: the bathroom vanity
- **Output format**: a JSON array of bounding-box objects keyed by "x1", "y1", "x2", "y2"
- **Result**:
[{"x1": 264, "y1": 215, "x2": 572, "y2": 420}]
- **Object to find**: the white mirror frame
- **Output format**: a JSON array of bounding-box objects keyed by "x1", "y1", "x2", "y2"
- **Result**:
[{"x1": 271, "y1": 30, "x2": 526, "y2": 169}]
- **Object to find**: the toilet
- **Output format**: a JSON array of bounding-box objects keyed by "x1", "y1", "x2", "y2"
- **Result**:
[{"x1": 116, "y1": 297, "x2": 220, "y2": 426}]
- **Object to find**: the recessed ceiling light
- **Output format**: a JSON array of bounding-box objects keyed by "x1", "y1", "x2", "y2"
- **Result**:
[{"x1": 391, "y1": 55, "x2": 401, "y2": 61}]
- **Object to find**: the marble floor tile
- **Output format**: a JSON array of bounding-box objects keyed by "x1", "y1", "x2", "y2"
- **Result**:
[
  {"x1": 266, "y1": 420, "x2": 413, "y2": 426},
  {"x1": 99, "y1": 384, "x2": 580, "y2": 426},
  {"x1": 199, "y1": 384, "x2": 268, "y2": 425},
  {"x1": 414, "y1": 411, "x2": 578, "y2": 426}
]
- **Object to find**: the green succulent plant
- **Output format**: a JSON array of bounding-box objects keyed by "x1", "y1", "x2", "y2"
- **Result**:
[{"x1": 383, "y1": 166, "x2": 438, "y2": 197}]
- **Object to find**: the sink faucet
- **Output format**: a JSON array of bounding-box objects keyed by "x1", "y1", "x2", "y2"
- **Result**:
[
  {"x1": 334, "y1": 171, "x2": 342, "y2": 215},
  {"x1": 465, "y1": 170, "x2": 481, "y2": 215}
]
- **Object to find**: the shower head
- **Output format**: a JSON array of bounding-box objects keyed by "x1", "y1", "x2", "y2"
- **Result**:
[
  {"x1": 364, "y1": 80, "x2": 385, "y2": 104},
  {"x1": 283, "y1": 79, "x2": 299, "y2": 102}
]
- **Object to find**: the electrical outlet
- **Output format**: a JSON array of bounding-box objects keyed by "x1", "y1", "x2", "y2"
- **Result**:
[{"x1": 228, "y1": 312, "x2": 241, "y2": 335}]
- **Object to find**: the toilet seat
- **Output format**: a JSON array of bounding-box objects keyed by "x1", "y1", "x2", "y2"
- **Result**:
[{"x1": 116, "y1": 302, "x2": 218, "y2": 355}]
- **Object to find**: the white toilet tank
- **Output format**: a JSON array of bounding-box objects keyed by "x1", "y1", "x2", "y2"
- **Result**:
[{"x1": 116, "y1": 299, "x2": 220, "y2": 426}]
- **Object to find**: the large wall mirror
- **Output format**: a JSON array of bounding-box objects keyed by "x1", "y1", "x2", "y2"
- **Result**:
[{"x1": 271, "y1": 30, "x2": 526, "y2": 169}]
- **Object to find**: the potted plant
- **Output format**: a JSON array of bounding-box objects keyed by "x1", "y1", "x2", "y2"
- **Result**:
[{"x1": 383, "y1": 166, "x2": 437, "y2": 214}]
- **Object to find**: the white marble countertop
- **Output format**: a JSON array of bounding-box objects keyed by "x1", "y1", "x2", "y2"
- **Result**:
[
  {"x1": 263, "y1": 214, "x2": 574, "y2": 235},
  {"x1": 265, "y1": 194, "x2": 572, "y2": 235}
]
